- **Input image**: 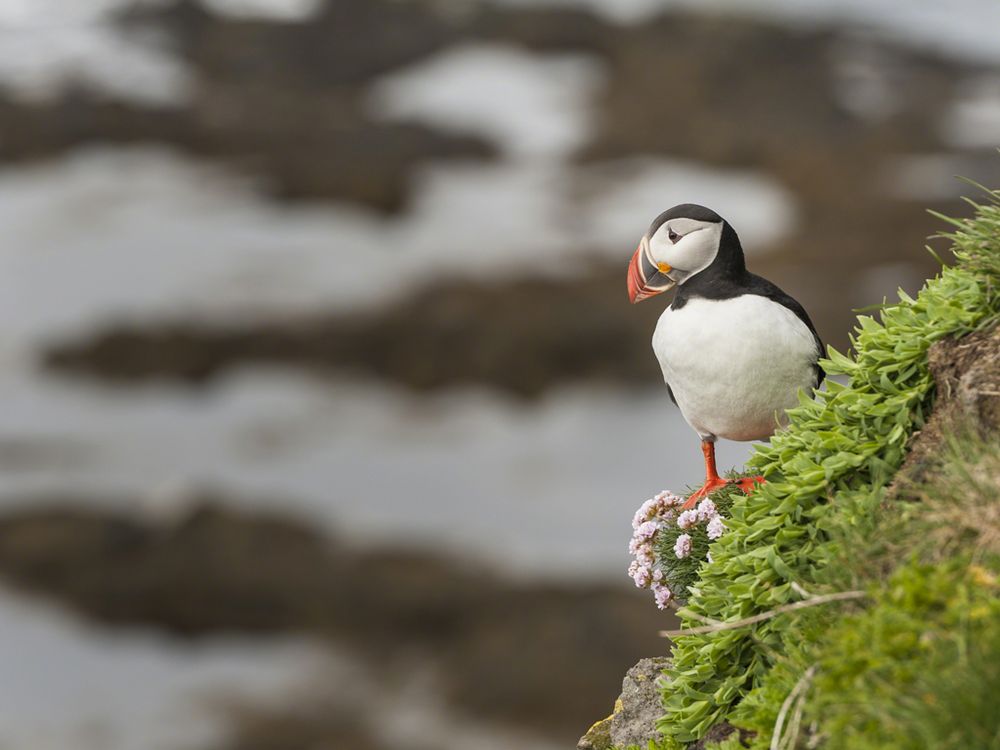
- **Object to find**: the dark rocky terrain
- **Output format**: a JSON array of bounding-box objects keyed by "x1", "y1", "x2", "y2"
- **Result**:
[
  {"x1": 44, "y1": 270, "x2": 666, "y2": 396},
  {"x1": 9, "y1": 0, "x2": 997, "y2": 393},
  {"x1": 0, "y1": 498, "x2": 672, "y2": 744}
]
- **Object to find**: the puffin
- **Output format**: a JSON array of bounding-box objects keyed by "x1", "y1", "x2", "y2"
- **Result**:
[{"x1": 627, "y1": 204, "x2": 823, "y2": 509}]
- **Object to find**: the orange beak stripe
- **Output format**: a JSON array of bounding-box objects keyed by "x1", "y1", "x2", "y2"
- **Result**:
[{"x1": 627, "y1": 241, "x2": 674, "y2": 304}]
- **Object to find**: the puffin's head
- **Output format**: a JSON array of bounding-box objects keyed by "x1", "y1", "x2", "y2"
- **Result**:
[{"x1": 627, "y1": 203, "x2": 736, "y2": 304}]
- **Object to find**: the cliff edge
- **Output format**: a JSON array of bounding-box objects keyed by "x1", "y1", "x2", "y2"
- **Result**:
[{"x1": 583, "y1": 189, "x2": 1000, "y2": 750}]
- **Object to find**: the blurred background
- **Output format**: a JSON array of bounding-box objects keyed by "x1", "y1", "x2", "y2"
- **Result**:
[{"x1": 0, "y1": 0, "x2": 999, "y2": 748}]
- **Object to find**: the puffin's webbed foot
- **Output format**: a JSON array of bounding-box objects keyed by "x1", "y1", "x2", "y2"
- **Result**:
[
  {"x1": 681, "y1": 440, "x2": 766, "y2": 509},
  {"x1": 736, "y1": 475, "x2": 766, "y2": 494},
  {"x1": 682, "y1": 476, "x2": 731, "y2": 509}
]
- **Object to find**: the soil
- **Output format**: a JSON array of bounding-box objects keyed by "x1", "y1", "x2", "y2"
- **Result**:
[{"x1": 892, "y1": 321, "x2": 1000, "y2": 490}]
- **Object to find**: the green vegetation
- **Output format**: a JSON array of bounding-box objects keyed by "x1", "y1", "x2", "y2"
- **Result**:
[
  {"x1": 649, "y1": 187, "x2": 1000, "y2": 748},
  {"x1": 729, "y1": 432, "x2": 1000, "y2": 750}
]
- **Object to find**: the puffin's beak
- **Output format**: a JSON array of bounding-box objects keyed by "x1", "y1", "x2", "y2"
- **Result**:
[{"x1": 627, "y1": 237, "x2": 675, "y2": 304}]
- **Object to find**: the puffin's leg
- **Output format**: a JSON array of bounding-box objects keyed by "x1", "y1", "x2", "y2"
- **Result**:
[{"x1": 682, "y1": 440, "x2": 730, "y2": 509}]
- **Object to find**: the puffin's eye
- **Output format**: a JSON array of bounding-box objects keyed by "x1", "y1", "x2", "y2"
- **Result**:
[{"x1": 667, "y1": 228, "x2": 680, "y2": 243}]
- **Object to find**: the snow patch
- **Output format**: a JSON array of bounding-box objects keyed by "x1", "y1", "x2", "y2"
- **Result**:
[
  {"x1": 0, "y1": 586, "x2": 326, "y2": 750},
  {"x1": 944, "y1": 75, "x2": 1000, "y2": 149},
  {"x1": 0, "y1": 23, "x2": 191, "y2": 105},
  {"x1": 200, "y1": 0, "x2": 322, "y2": 20},
  {"x1": 0, "y1": 0, "x2": 190, "y2": 104},
  {"x1": 575, "y1": 157, "x2": 796, "y2": 251},
  {"x1": 487, "y1": 0, "x2": 1000, "y2": 63},
  {"x1": 369, "y1": 43, "x2": 605, "y2": 159}
]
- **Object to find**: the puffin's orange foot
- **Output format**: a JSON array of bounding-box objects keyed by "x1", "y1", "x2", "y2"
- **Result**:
[
  {"x1": 682, "y1": 476, "x2": 730, "y2": 509},
  {"x1": 736, "y1": 475, "x2": 766, "y2": 494},
  {"x1": 682, "y1": 475, "x2": 765, "y2": 509}
]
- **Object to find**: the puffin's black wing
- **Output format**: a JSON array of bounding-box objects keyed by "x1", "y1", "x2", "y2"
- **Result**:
[{"x1": 744, "y1": 274, "x2": 825, "y2": 388}]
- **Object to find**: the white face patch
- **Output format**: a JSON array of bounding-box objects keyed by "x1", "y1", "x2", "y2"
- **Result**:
[{"x1": 647, "y1": 218, "x2": 723, "y2": 284}]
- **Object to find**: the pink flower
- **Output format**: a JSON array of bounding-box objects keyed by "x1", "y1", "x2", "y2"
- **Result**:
[
  {"x1": 652, "y1": 582, "x2": 673, "y2": 609},
  {"x1": 631, "y1": 564, "x2": 652, "y2": 588},
  {"x1": 633, "y1": 491, "x2": 685, "y2": 529},
  {"x1": 696, "y1": 498, "x2": 717, "y2": 522},
  {"x1": 677, "y1": 510, "x2": 698, "y2": 530},
  {"x1": 674, "y1": 533, "x2": 692, "y2": 559},
  {"x1": 656, "y1": 490, "x2": 684, "y2": 508},
  {"x1": 632, "y1": 498, "x2": 658, "y2": 529},
  {"x1": 707, "y1": 516, "x2": 726, "y2": 540},
  {"x1": 635, "y1": 520, "x2": 660, "y2": 541},
  {"x1": 634, "y1": 545, "x2": 655, "y2": 567}
]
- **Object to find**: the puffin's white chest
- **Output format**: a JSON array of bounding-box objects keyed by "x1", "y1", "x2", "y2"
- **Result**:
[{"x1": 652, "y1": 294, "x2": 819, "y2": 441}]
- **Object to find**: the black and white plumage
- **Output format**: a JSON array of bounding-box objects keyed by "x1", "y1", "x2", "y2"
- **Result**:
[{"x1": 626, "y1": 204, "x2": 823, "y2": 506}]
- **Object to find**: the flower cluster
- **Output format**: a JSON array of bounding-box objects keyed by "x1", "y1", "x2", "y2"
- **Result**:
[
  {"x1": 627, "y1": 490, "x2": 684, "y2": 609},
  {"x1": 627, "y1": 490, "x2": 730, "y2": 608}
]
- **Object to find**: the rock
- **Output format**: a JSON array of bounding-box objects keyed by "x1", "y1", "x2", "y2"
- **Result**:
[
  {"x1": 577, "y1": 710, "x2": 615, "y2": 750},
  {"x1": 608, "y1": 657, "x2": 672, "y2": 749}
]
